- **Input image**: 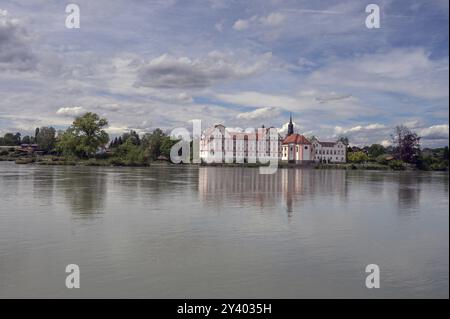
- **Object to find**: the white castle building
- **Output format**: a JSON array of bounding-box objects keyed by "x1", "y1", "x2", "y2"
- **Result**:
[
  {"x1": 200, "y1": 116, "x2": 346, "y2": 164},
  {"x1": 200, "y1": 124, "x2": 282, "y2": 163}
]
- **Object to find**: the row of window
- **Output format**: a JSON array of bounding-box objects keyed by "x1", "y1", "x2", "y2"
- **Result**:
[{"x1": 316, "y1": 149, "x2": 344, "y2": 155}]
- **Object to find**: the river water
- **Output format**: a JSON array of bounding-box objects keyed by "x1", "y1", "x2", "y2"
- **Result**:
[{"x1": 0, "y1": 162, "x2": 448, "y2": 298}]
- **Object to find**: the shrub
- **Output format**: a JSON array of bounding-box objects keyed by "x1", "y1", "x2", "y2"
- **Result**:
[
  {"x1": 375, "y1": 154, "x2": 390, "y2": 165},
  {"x1": 348, "y1": 151, "x2": 369, "y2": 164},
  {"x1": 389, "y1": 160, "x2": 406, "y2": 170},
  {"x1": 430, "y1": 162, "x2": 448, "y2": 171}
]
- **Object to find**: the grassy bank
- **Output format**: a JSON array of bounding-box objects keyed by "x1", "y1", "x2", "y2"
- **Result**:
[
  {"x1": 1, "y1": 151, "x2": 448, "y2": 172},
  {"x1": 315, "y1": 163, "x2": 392, "y2": 170}
]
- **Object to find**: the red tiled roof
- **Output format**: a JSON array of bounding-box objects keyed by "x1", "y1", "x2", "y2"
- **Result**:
[{"x1": 282, "y1": 134, "x2": 311, "y2": 145}]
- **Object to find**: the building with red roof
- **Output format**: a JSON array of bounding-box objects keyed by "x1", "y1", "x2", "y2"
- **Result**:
[{"x1": 200, "y1": 115, "x2": 347, "y2": 164}]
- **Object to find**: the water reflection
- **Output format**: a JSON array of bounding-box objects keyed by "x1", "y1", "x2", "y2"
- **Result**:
[
  {"x1": 54, "y1": 167, "x2": 107, "y2": 217},
  {"x1": 198, "y1": 167, "x2": 348, "y2": 215},
  {"x1": 397, "y1": 173, "x2": 421, "y2": 212},
  {"x1": 0, "y1": 162, "x2": 448, "y2": 298},
  {"x1": 32, "y1": 167, "x2": 56, "y2": 207}
]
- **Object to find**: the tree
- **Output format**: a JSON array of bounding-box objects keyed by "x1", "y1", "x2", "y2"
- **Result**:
[
  {"x1": 56, "y1": 128, "x2": 78, "y2": 157},
  {"x1": 36, "y1": 127, "x2": 56, "y2": 152},
  {"x1": 391, "y1": 125, "x2": 421, "y2": 163},
  {"x1": 368, "y1": 144, "x2": 385, "y2": 159},
  {"x1": 348, "y1": 151, "x2": 369, "y2": 164},
  {"x1": 21, "y1": 135, "x2": 32, "y2": 144},
  {"x1": 114, "y1": 138, "x2": 145, "y2": 163},
  {"x1": 444, "y1": 146, "x2": 449, "y2": 161},
  {"x1": 141, "y1": 128, "x2": 165, "y2": 160},
  {"x1": 56, "y1": 112, "x2": 109, "y2": 158},
  {"x1": 160, "y1": 136, "x2": 179, "y2": 158},
  {"x1": 120, "y1": 130, "x2": 141, "y2": 146},
  {"x1": 2, "y1": 133, "x2": 16, "y2": 146},
  {"x1": 13, "y1": 132, "x2": 21, "y2": 145}
]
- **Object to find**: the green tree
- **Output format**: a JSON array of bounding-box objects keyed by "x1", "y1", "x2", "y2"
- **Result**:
[
  {"x1": 368, "y1": 144, "x2": 385, "y2": 159},
  {"x1": 36, "y1": 127, "x2": 56, "y2": 152},
  {"x1": 56, "y1": 128, "x2": 78, "y2": 157},
  {"x1": 160, "y1": 136, "x2": 180, "y2": 158},
  {"x1": 114, "y1": 138, "x2": 146, "y2": 163},
  {"x1": 389, "y1": 159, "x2": 406, "y2": 170},
  {"x1": 120, "y1": 130, "x2": 141, "y2": 146},
  {"x1": 141, "y1": 128, "x2": 165, "y2": 160},
  {"x1": 2, "y1": 133, "x2": 16, "y2": 146},
  {"x1": 347, "y1": 151, "x2": 369, "y2": 164},
  {"x1": 56, "y1": 112, "x2": 109, "y2": 158}
]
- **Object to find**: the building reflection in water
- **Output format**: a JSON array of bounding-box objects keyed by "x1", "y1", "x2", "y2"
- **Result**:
[{"x1": 198, "y1": 167, "x2": 348, "y2": 216}]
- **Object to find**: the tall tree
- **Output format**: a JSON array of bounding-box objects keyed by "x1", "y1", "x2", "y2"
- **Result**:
[
  {"x1": 368, "y1": 144, "x2": 385, "y2": 158},
  {"x1": 142, "y1": 128, "x2": 165, "y2": 160},
  {"x1": 56, "y1": 112, "x2": 109, "y2": 158},
  {"x1": 36, "y1": 127, "x2": 56, "y2": 152},
  {"x1": 391, "y1": 125, "x2": 421, "y2": 163},
  {"x1": 13, "y1": 132, "x2": 21, "y2": 145}
]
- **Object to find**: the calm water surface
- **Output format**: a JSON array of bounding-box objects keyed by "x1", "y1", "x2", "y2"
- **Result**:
[{"x1": 0, "y1": 161, "x2": 448, "y2": 298}]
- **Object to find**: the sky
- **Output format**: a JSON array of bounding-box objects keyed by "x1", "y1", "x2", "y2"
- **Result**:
[{"x1": 0, "y1": 0, "x2": 448, "y2": 147}]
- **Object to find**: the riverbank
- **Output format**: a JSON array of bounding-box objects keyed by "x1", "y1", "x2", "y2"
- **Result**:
[
  {"x1": 3, "y1": 153, "x2": 448, "y2": 171},
  {"x1": 0, "y1": 154, "x2": 168, "y2": 167}
]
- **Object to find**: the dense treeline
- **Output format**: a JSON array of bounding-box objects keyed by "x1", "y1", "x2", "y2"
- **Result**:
[
  {"x1": 0, "y1": 112, "x2": 179, "y2": 166},
  {"x1": 343, "y1": 125, "x2": 449, "y2": 171}
]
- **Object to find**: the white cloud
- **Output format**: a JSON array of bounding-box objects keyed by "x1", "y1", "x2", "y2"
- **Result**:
[
  {"x1": 333, "y1": 123, "x2": 390, "y2": 146},
  {"x1": 259, "y1": 13, "x2": 285, "y2": 26},
  {"x1": 233, "y1": 12, "x2": 285, "y2": 31},
  {"x1": 233, "y1": 19, "x2": 250, "y2": 31},
  {"x1": 334, "y1": 123, "x2": 386, "y2": 135},
  {"x1": 56, "y1": 106, "x2": 84, "y2": 117},
  {"x1": 236, "y1": 106, "x2": 281, "y2": 120},
  {"x1": 277, "y1": 121, "x2": 299, "y2": 134},
  {"x1": 418, "y1": 124, "x2": 449, "y2": 140},
  {"x1": 215, "y1": 90, "x2": 371, "y2": 119}
]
